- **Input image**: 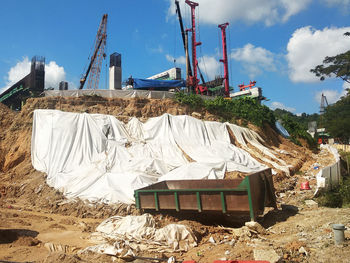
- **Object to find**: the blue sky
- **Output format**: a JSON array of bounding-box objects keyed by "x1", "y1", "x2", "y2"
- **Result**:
[{"x1": 1, "y1": 0, "x2": 350, "y2": 114}]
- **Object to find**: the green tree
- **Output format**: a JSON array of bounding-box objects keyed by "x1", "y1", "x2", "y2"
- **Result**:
[
  {"x1": 310, "y1": 33, "x2": 350, "y2": 83},
  {"x1": 323, "y1": 89, "x2": 350, "y2": 142}
]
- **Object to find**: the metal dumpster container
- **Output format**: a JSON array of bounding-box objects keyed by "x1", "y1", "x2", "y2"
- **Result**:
[{"x1": 134, "y1": 168, "x2": 276, "y2": 221}]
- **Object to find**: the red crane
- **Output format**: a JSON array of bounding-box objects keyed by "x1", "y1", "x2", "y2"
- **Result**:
[
  {"x1": 185, "y1": 0, "x2": 207, "y2": 94},
  {"x1": 79, "y1": 14, "x2": 108, "y2": 90},
  {"x1": 218, "y1": 22, "x2": 230, "y2": 97},
  {"x1": 238, "y1": 80, "x2": 256, "y2": 91}
]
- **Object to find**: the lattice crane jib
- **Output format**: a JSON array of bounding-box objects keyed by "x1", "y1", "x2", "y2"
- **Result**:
[{"x1": 80, "y1": 14, "x2": 108, "y2": 90}]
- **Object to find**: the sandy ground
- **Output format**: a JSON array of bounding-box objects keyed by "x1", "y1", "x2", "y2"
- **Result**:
[{"x1": 0, "y1": 97, "x2": 349, "y2": 262}]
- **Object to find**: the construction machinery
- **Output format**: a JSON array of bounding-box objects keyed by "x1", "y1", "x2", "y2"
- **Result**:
[
  {"x1": 320, "y1": 93, "x2": 329, "y2": 115},
  {"x1": 79, "y1": 14, "x2": 108, "y2": 90},
  {"x1": 174, "y1": 0, "x2": 208, "y2": 94},
  {"x1": 0, "y1": 56, "x2": 45, "y2": 110},
  {"x1": 218, "y1": 22, "x2": 230, "y2": 97},
  {"x1": 318, "y1": 93, "x2": 330, "y2": 144},
  {"x1": 185, "y1": 0, "x2": 208, "y2": 95},
  {"x1": 230, "y1": 80, "x2": 265, "y2": 101}
]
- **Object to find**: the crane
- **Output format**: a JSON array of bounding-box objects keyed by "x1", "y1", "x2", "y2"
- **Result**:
[
  {"x1": 175, "y1": 0, "x2": 192, "y2": 78},
  {"x1": 79, "y1": 14, "x2": 108, "y2": 90},
  {"x1": 320, "y1": 93, "x2": 329, "y2": 115},
  {"x1": 184, "y1": 0, "x2": 208, "y2": 94},
  {"x1": 218, "y1": 22, "x2": 230, "y2": 97}
]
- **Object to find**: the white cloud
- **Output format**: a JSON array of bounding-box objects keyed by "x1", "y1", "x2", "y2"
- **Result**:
[
  {"x1": 166, "y1": 54, "x2": 186, "y2": 65},
  {"x1": 270, "y1": 101, "x2": 296, "y2": 112},
  {"x1": 148, "y1": 45, "x2": 164, "y2": 54},
  {"x1": 166, "y1": 54, "x2": 220, "y2": 80},
  {"x1": 198, "y1": 55, "x2": 221, "y2": 80},
  {"x1": 322, "y1": 0, "x2": 350, "y2": 11},
  {"x1": 6, "y1": 57, "x2": 31, "y2": 87},
  {"x1": 45, "y1": 61, "x2": 66, "y2": 89},
  {"x1": 168, "y1": 0, "x2": 311, "y2": 26},
  {"x1": 342, "y1": 81, "x2": 350, "y2": 95},
  {"x1": 314, "y1": 90, "x2": 340, "y2": 105},
  {"x1": 286, "y1": 26, "x2": 350, "y2": 83},
  {"x1": 231, "y1": 43, "x2": 276, "y2": 78},
  {"x1": 315, "y1": 83, "x2": 349, "y2": 104},
  {"x1": 1, "y1": 57, "x2": 66, "y2": 93}
]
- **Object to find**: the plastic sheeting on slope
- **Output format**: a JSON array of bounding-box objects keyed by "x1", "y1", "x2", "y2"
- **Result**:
[
  {"x1": 31, "y1": 110, "x2": 267, "y2": 204},
  {"x1": 275, "y1": 120, "x2": 290, "y2": 138},
  {"x1": 226, "y1": 123, "x2": 290, "y2": 175}
]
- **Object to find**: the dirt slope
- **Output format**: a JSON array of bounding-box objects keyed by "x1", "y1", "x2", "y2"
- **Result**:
[{"x1": 0, "y1": 97, "x2": 347, "y2": 263}]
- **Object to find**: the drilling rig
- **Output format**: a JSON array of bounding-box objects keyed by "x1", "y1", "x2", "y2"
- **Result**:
[
  {"x1": 175, "y1": 0, "x2": 208, "y2": 94},
  {"x1": 79, "y1": 14, "x2": 108, "y2": 90},
  {"x1": 218, "y1": 22, "x2": 230, "y2": 97}
]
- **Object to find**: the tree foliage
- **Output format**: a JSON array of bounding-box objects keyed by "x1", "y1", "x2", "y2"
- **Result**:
[
  {"x1": 323, "y1": 89, "x2": 350, "y2": 142},
  {"x1": 310, "y1": 33, "x2": 350, "y2": 83},
  {"x1": 273, "y1": 108, "x2": 319, "y2": 130}
]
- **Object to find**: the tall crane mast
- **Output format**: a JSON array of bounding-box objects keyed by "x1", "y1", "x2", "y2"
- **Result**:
[
  {"x1": 175, "y1": 0, "x2": 206, "y2": 93},
  {"x1": 320, "y1": 93, "x2": 329, "y2": 115},
  {"x1": 79, "y1": 14, "x2": 108, "y2": 90},
  {"x1": 175, "y1": 0, "x2": 192, "y2": 78},
  {"x1": 185, "y1": 0, "x2": 206, "y2": 94},
  {"x1": 218, "y1": 22, "x2": 230, "y2": 97}
]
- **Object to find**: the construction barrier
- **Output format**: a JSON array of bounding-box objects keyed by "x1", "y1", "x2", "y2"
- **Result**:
[
  {"x1": 332, "y1": 144, "x2": 350, "y2": 153},
  {"x1": 316, "y1": 145, "x2": 342, "y2": 193}
]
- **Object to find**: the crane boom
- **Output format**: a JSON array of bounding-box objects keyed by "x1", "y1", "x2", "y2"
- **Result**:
[
  {"x1": 79, "y1": 14, "x2": 108, "y2": 90},
  {"x1": 175, "y1": 0, "x2": 192, "y2": 77}
]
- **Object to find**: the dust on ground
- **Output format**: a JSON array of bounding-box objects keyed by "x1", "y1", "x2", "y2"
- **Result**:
[{"x1": 0, "y1": 97, "x2": 348, "y2": 263}]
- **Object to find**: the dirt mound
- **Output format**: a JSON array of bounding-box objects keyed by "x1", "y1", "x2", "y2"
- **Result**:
[
  {"x1": 0, "y1": 97, "x2": 345, "y2": 263},
  {"x1": 0, "y1": 96, "x2": 314, "y2": 220},
  {"x1": 0, "y1": 229, "x2": 39, "y2": 245}
]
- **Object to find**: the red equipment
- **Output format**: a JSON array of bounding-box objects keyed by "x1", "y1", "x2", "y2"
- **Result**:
[
  {"x1": 238, "y1": 80, "x2": 256, "y2": 91},
  {"x1": 218, "y1": 22, "x2": 230, "y2": 97},
  {"x1": 300, "y1": 181, "x2": 311, "y2": 190},
  {"x1": 185, "y1": 0, "x2": 208, "y2": 94}
]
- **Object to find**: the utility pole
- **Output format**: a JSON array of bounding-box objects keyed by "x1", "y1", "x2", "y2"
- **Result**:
[{"x1": 218, "y1": 22, "x2": 230, "y2": 97}]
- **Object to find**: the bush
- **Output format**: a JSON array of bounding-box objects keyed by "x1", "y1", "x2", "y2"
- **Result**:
[
  {"x1": 316, "y1": 177, "x2": 350, "y2": 208},
  {"x1": 174, "y1": 93, "x2": 275, "y2": 126},
  {"x1": 279, "y1": 114, "x2": 317, "y2": 149}
]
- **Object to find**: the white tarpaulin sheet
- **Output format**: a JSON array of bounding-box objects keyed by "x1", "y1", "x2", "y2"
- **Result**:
[
  {"x1": 31, "y1": 109, "x2": 267, "y2": 204},
  {"x1": 83, "y1": 214, "x2": 197, "y2": 256}
]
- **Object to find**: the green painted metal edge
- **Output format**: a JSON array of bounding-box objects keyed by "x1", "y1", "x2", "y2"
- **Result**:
[
  {"x1": 133, "y1": 183, "x2": 249, "y2": 213},
  {"x1": 174, "y1": 192, "x2": 179, "y2": 212},
  {"x1": 134, "y1": 192, "x2": 140, "y2": 209},
  {"x1": 220, "y1": 191, "x2": 227, "y2": 213},
  {"x1": 154, "y1": 192, "x2": 159, "y2": 211},
  {"x1": 135, "y1": 188, "x2": 247, "y2": 193},
  {"x1": 245, "y1": 177, "x2": 255, "y2": 221},
  {"x1": 0, "y1": 85, "x2": 25, "y2": 102},
  {"x1": 196, "y1": 192, "x2": 202, "y2": 212}
]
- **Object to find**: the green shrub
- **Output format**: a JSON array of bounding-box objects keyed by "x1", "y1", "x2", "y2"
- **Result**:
[
  {"x1": 316, "y1": 191, "x2": 343, "y2": 208},
  {"x1": 316, "y1": 177, "x2": 350, "y2": 208},
  {"x1": 174, "y1": 93, "x2": 275, "y2": 127},
  {"x1": 279, "y1": 114, "x2": 317, "y2": 148}
]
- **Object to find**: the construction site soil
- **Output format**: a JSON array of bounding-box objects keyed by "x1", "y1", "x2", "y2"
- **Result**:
[{"x1": 0, "y1": 96, "x2": 349, "y2": 263}]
